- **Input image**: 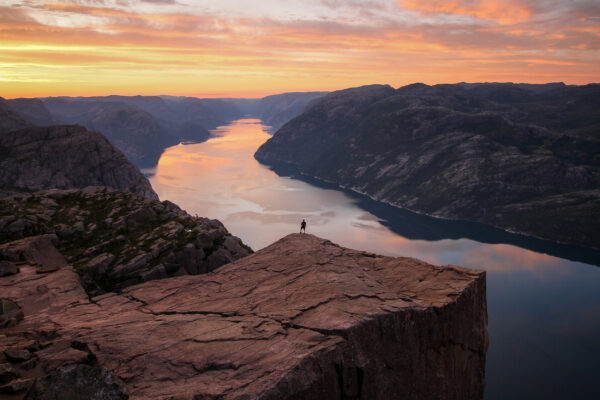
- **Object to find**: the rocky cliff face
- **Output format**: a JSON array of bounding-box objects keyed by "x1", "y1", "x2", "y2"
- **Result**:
[
  {"x1": 0, "y1": 187, "x2": 251, "y2": 296},
  {"x1": 8, "y1": 93, "x2": 330, "y2": 167},
  {"x1": 42, "y1": 99, "x2": 177, "y2": 166},
  {"x1": 0, "y1": 233, "x2": 487, "y2": 399},
  {"x1": 40, "y1": 96, "x2": 245, "y2": 166},
  {"x1": 255, "y1": 83, "x2": 600, "y2": 249},
  {"x1": 0, "y1": 125, "x2": 158, "y2": 199}
]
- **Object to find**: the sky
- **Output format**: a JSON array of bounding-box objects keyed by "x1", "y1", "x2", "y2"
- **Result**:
[{"x1": 0, "y1": 0, "x2": 599, "y2": 98}]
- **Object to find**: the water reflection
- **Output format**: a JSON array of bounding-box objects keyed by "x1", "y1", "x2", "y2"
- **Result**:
[{"x1": 149, "y1": 119, "x2": 600, "y2": 400}]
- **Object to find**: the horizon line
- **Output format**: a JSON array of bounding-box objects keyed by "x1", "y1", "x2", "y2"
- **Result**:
[{"x1": 4, "y1": 80, "x2": 599, "y2": 100}]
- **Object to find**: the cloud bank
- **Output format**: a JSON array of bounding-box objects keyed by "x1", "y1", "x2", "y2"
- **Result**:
[{"x1": 0, "y1": 0, "x2": 598, "y2": 97}]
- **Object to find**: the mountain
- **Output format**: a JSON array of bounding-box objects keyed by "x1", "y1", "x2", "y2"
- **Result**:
[
  {"x1": 5, "y1": 92, "x2": 328, "y2": 167},
  {"x1": 41, "y1": 96, "x2": 246, "y2": 166},
  {"x1": 223, "y1": 92, "x2": 329, "y2": 131},
  {"x1": 42, "y1": 98, "x2": 181, "y2": 166},
  {"x1": 0, "y1": 125, "x2": 158, "y2": 199},
  {"x1": 5, "y1": 98, "x2": 57, "y2": 126},
  {"x1": 75, "y1": 95, "x2": 241, "y2": 134},
  {"x1": 253, "y1": 91, "x2": 328, "y2": 132},
  {"x1": 255, "y1": 83, "x2": 600, "y2": 249},
  {"x1": 0, "y1": 97, "x2": 30, "y2": 133}
]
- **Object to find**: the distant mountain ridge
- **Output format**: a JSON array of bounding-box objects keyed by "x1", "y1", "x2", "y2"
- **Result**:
[
  {"x1": 250, "y1": 91, "x2": 328, "y2": 132},
  {"x1": 0, "y1": 97, "x2": 31, "y2": 133},
  {"x1": 4, "y1": 92, "x2": 328, "y2": 167},
  {"x1": 255, "y1": 82, "x2": 600, "y2": 249}
]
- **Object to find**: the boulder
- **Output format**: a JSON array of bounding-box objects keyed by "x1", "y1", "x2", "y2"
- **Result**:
[
  {"x1": 0, "y1": 235, "x2": 66, "y2": 267},
  {"x1": 0, "y1": 260, "x2": 18, "y2": 277},
  {"x1": 0, "y1": 298, "x2": 24, "y2": 328},
  {"x1": 4, "y1": 348, "x2": 32, "y2": 363},
  {"x1": 87, "y1": 253, "x2": 116, "y2": 277}
]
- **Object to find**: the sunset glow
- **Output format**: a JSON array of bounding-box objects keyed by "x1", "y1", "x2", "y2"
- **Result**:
[{"x1": 1, "y1": 0, "x2": 599, "y2": 97}]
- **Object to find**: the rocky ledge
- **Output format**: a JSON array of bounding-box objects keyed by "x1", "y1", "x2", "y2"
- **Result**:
[
  {"x1": 0, "y1": 187, "x2": 251, "y2": 295},
  {"x1": 0, "y1": 233, "x2": 487, "y2": 399}
]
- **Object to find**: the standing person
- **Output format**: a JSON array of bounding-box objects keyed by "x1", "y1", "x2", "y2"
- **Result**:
[{"x1": 300, "y1": 219, "x2": 306, "y2": 233}]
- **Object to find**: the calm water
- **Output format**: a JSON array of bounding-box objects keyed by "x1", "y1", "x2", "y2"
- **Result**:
[{"x1": 148, "y1": 119, "x2": 600, "y2": 400}]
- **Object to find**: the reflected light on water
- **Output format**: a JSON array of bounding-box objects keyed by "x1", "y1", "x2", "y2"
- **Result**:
[{"x1": 151, "y1": 119, "x2": 590, "y2": 274}]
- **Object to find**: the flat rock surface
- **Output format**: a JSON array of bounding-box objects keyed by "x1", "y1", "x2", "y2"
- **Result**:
[{"x1": 0, "y1": 234, "x2": 487, "y2": 399}]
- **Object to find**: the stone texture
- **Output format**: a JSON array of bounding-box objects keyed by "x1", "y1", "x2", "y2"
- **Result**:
[
  {"x1": 0, "y1": 235, "x2": 66, "y2": 268},
  {"x1": 0, "y1": 187, "x2": 251, "y2": 295},
  {"x1": 25, "y1": 364, "x2": 128, "y2": 400},
  {"x1": 37, "y1": 347, "x2": 92, "y2": 372},
  {"x1": 0, "y1": 260, "x2": 18, "y2": 277},
  {"x1": 0, "y1": 363, "x2": 18, "y2": 383},
  {"x1": 0, "y1": 124, "x2": 158, "y2": 199},
  {"x1": 0, "y1": 233, "x2": 487, "y2": 399},
  {"x1": 4, "y1": 348, "x2": 32, "y2": 363},
  {"x1": 0, "y1": 378, "x2": 32, "y2": 394},
  {"x1": 0, "y1": 298, "x2": 24, "y2": 328}
]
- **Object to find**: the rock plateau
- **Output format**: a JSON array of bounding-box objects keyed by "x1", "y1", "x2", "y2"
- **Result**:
[{"x1": 0, "y1": 233, "x2": 487, "y2": 399}]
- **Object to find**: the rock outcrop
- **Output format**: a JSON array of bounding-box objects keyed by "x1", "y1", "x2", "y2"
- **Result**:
[
  {"x1": 0, "y1": 233, "x2": 487, "y2": 399},
  {"x1": 0, "y1": 187, "x2": 251, "y2": 295},
  {"x1": 255, "y1": 83, "x2": 600, "y2": 249},
  {"x1": 0, "y1": 125, "x2": 158, "y2": 199}
]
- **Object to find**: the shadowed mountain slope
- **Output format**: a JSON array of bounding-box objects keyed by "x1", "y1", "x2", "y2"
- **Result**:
[
  {"x1": 255, "y1": 83, "x2": 600, "y2": 249},
  {"x1": 0, "y1": 125, "x2": 158, "y2": 199}
]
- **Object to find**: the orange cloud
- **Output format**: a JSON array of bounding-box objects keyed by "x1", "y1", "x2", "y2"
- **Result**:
[
  {"x1": 400, "y1": 0, "x2": 533, "y2": 24},
  {"x1": 0, "y1": 1, "x2": 598, "y2": 98}
]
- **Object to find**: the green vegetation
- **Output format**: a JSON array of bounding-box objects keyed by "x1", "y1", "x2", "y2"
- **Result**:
[{"x1": 0, "y1": 187, "x2": 251, "y2": 295}]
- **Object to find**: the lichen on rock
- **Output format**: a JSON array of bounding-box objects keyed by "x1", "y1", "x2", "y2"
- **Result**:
[{"x1": 0, "y1": 187, "x2": 252, "y2": 295}]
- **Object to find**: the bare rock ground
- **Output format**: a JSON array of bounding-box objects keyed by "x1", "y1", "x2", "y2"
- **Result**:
[{"x1": 0, "y1": 233, "x2": 487, "y2": 399}]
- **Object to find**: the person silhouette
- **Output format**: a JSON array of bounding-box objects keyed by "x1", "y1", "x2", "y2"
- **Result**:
[{"x1": 300, "y1": 219, "x2": 306, "y2": 233}]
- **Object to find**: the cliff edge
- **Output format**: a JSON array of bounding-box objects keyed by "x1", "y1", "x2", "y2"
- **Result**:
[{"x1": 0, "y1": 233, "x2": 487, "y2": 399}]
